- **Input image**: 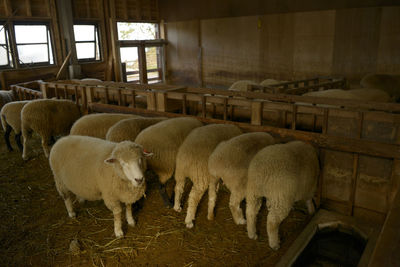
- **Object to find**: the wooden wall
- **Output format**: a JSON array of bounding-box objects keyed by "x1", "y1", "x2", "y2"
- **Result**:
[
  {"x1": 0, "y1": 0, "x2": 159, "y2": 89},
  {"x1": 164, "y1": 6, "x2": 400, "y2": 87}
]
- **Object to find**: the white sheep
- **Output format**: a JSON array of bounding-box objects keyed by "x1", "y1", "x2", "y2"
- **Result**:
[
  {"x1": 1, "y1": 100, "x2": 30, "y2": 152},
  {"x1": 360, "y1": 73, "x2": 400, "y2": 101},
  {"x1": 106, "y1": 117, "x2": 167, "y2": 143},
  {"x1": 228, "y1": 80, "x2": 258, "y2": 92},
  {"x1": 49, "y1": 135, "x2": 152, "y2": 237},
  {"x1": 173, "y1": 124, "x2": 242, "y2": 228},
  {"x1": 246, "y1": 141, "x2": 319, "y2": 250},
  {"x1": 21, "y1": 99, "x2": 81, "y2": 160},
  {"x1": 301, "y1": 88, "x2": 391, "y2": 103},
  {"x1": 260, "y1": 79, "x2": 280, "y2": 86},
  {"x1": 135, "y1": 117, "x2": 203, "y2": 207},
  {"x1": 0, "y1": 90, "x2": 16, "y2": 110},
  {"x1": 70, "y1": 113, "x2": 142, "y2": 139},
  {"x1": 208, "y1": 132, "x2": 275, "y2": 225}
]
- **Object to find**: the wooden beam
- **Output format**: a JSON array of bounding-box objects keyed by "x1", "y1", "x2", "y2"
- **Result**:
[
  {"x1": 25, "y1": 0, "x2": 32, "y2": 16},
  {"x1": 88, "y1": 103, "x2": 400, "y2": 160},
  {"x1": 4, "y1": 0, "x2": 12, "y2": 17},
  {"x1": 55, "y1": 50, "x2": 72, "y2": 80},
  {"x1": 369, "y1": 187, "x2": 400, "y2": 266}
]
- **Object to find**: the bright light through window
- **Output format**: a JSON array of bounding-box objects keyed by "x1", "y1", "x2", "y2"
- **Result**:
[
  {"x1": 0, "y1": 26, "x2": 10, "y2": 66},
  {"x1": 73, "y1": 24, "x2": 101, "y2": 61},
  {"x1": 117, "y1": 22, "x2": 157, "y2": 41},
  {"x1": 14, "y1": 24, "x2": 53, "y2": 65}
]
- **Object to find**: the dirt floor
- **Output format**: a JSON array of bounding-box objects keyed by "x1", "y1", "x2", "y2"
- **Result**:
[{"x1": 0, "y1": 131, "x2": 312, "y2": 266}]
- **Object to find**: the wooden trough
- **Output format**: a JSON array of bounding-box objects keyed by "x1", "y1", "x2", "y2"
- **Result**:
[
  {"x1": 248, "y1": 76, "x2": 347, "y2": 95},
  {"x1": 10, "y1": 79, "x2": 400, "y2": 265}
]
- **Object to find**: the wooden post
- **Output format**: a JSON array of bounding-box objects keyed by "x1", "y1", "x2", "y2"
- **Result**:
[
  {"x1": 54, "y1": 84, "x2": 59, "y2": 99},
  {"x1": 291, "y1": 105, "x2": 297, "y2": 130},
  {"x1": 40, "y1": 83, "x2": 49, "y2": 99},
  {"x1": 223, "y1": 97, "x2": 228, "y2": 121},
  {"x1": 201, "y1": 95, "x2": 206, "y2": 118},
  {"x1": 74, "y1": 85, "x2": 79, "y2": 105},
  {"x1": 322, "y1": 108, "x2": 329, "y2": 134},
  {"x1": 147, "y1": 92, "x2": 156, "y2": 111},
  {"x1": 251, "y1": 101, "x2": 263, "y2": 126},
  {"x1": 117, "y1": 89, "x2": 123, "y2": 106},
  {"x1": 131, "y1": 91, "x2": 136, "y2": 108},
  {"x1": 104, "y1": 87, "x2": 110, "y2": 104},
  {"x1": 63, "y1": 86, "x2": 68, "y2": 99},
  {"x1": 156, "y1": 92, "x2": 167, "y2": 112},
  {"x1": 182, "y1": 94, "x2": 187, "y2": 115}
]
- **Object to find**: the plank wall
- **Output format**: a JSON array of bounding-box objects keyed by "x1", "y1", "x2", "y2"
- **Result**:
[{"x1": 164, "y1": 6, "x2": 400, "y2": 87}]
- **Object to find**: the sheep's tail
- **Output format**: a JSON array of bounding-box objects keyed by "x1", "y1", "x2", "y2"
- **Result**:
[{"x1": 1, "y1": 113, "x2": 7, "y2": 131}]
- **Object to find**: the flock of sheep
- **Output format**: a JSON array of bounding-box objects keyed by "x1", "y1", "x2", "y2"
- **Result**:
[
  {"x1": 229, "y1": 74, "x2": 400, "y2": 103},
  {"x1": 0, "y1": 73, "x2": 398, "y2": 252}
]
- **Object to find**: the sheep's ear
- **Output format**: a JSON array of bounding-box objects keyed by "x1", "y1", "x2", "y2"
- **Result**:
[
  {"x1": 143, "y1": 150, "x2": 153, "y2": 157},
  {"x1": 104, "y1": 157, "x2": 117, "y2": 164}
]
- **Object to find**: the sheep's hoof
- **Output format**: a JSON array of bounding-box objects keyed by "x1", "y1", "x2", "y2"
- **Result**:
[
  {"x1": 236, "y1": 218, "x2": 246, "y2": 225},
  {"x1": 185, "y1": 222, "x2": 194, "y2": 229},
  {"x1": 68, "y1": 211, "x2": 76, "y2": 218},
  {"x1": 127, "y1": 219, "x2": 136, "y2": 227},
  {"x1": 248, "y1": 233, "x2": 258, "y2": 240},
  {"x1": 163, "y1": 199, "x2": 174, "y2": 208},
  {"x1": 115, "y1": 230, "x2": 124, "y2": 238},
  {"x1": 207, "y1": 214, "x2": 214, "y2": 221},
  {"x1": 173, "y1": 205, "x2": 182, "y2": 212},
  {"x1": 269, "y1": 243, "x2": 280, "y2": 251}
]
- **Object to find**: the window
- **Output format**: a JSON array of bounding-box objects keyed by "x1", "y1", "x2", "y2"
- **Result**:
[
  {"x1": 73, "y1": 24, "x2": 101, "y2": 61},
  {"x1": 117, "y1": 22, "x2": 158, "y2": 41},
  {"x1": 0, "y1": 24, "x2": 12, "y2": 68},
  {"x1": 14, "y1": 24, "x2": 54, "y2": 66},
  {"x1": 117, "y1": 22, "x2": 164, "y2": 84}
]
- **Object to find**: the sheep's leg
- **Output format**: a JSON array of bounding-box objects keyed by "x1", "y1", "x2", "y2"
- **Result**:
[
  {"x1": 4, "y1": 124, "x2": 13, "y2": 151},
  {"x1": 173, "y1": 174, "x2": 186, "y2": 212},
  {"x1": 22, "y1": 129, "x2": 30, "y2": 160},
  {"x1": 229, "y1": 192, "x2": 246, "y2": 225},
  {"x1": 185, "y1": 184, "x2": 207, "y2": 228},
  {"x1": 41, "y1": 135, "x2": 51, "y2": 158},
  {"x1": 15, "y1": 132, "x2": 23, "y2": 152},
  {"x1": 266, "y1": 203, "x2": 291, "y2": 251},
  {"x1": 125, "y1": 203, "x2": 135, "y2": 227},
  {"x1": 105, "y1": 200, "x2": 124, "y2": 237},
  {"x1": 54, "y1": 179, "x2": 76, "y2": 218},
  {"x1": 207, "y1": 179, "x2": 219, "y2": 220},
  {"x1": 246, "y1": 195, "x2": 262, "y2": 240},
  {"x1": 306, "y1": 199, "x2": 315, "y2": 215},
  {"x1": 158, "y1": 182, "x2": 173, "y2": 208},
  {"x1": 64, "y1": 196, "x2": 76, "y2": 218}
]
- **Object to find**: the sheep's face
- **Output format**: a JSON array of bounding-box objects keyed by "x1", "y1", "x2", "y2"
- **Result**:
[{"x1": 105, "y1": 141, "x2": 153, "y2": 187}]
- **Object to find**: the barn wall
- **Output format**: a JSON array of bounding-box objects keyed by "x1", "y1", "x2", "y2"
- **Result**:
[{"x1": 163, "y1": 6, "x2": 400, "y2": 87}]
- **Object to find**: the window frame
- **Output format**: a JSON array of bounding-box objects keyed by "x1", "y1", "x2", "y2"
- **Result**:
[
  {"x1": 0, "y1": 23, "x2": 13, "y2": 69},
  {"x1": 13, "y1": 21, "x2": 55, "y2": 68},
  {"x1": 73, "y1": 22, "x2": 102, "y2": 63},
  {"x1": 117, "y1": 22, "x2": 165, "y2": 84}
]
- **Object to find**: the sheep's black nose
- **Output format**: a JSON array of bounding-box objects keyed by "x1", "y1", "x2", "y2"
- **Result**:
[{"x1": 135, "y1": 178, "x2": 144, "y2": 184}]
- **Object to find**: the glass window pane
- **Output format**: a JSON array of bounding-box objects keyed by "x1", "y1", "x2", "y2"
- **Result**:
[
  {"x1": 0, "y1": 27, "x2": 6, "y2": 44},
  {"x1": 117, "y1": 22, "x2": 157, "y2": 40},
  {"x1": 76, "y1": 43, "x2": 95, "y2": 59},
  {"x1": 145, "y1": 47, "x2": 159, "y2": 71},
  {"x1": 18, "y1": 44, "x2": 48, "y2": 63},
  {"x1": 147, "y1": 71, "x2": 159, "y2": 80},
  {"x1": 120, "y1": 47, "x2": 139, "y2": 71},
  {"x1": 74, "y1": 25, "x2": 95, "y2": 42},
  {"x1": 15, "y1": 25, "x2": 47, "y2": 43},
  {"x1": 0, "y1": 47, "x2": 8, "y2": 65}
]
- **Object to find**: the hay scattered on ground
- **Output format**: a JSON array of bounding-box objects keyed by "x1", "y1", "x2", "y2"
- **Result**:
[{"x1": 0, "y1": 132, "x2": 312, "y2": 266}]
